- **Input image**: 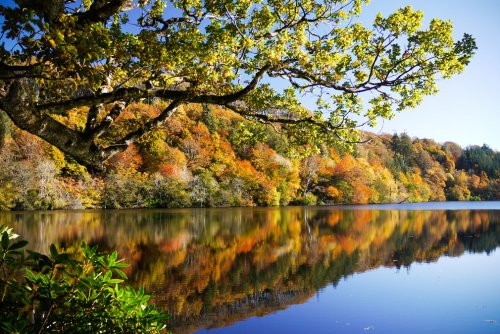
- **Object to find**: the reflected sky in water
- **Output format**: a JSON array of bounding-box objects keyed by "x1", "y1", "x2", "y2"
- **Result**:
[
  {"x1": 201, "y1": 252, "x2": 500, "y2": 334},
  {"x1": 1, "y1": 202, "x2": 499, "y2": 333}
]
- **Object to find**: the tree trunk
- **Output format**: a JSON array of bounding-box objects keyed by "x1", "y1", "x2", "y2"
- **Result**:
[{"x1": 0, "y1": 79, "x2": 107, "y2": 172}]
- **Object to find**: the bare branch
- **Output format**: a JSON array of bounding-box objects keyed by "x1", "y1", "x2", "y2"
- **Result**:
[
  {"x1": 103, "y1": 99, "x2": 181, "y2": 157},
  {"x1": 224, "y1": 102, "x2": 344, "y2": 132}
]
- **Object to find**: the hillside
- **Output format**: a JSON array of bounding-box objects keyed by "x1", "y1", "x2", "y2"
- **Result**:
[{"x1": 0, "y1": 103, "x2": 498, "y2": 210}]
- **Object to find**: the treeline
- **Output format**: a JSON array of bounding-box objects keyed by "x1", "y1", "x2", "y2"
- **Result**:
[{"x1": 0, "y1": 103, "x2": 498, "y2": 210}]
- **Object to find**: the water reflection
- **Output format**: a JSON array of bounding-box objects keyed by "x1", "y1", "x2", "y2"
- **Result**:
[{"x1": 2, "y1": 206, "x2": 500, "y2": 333}]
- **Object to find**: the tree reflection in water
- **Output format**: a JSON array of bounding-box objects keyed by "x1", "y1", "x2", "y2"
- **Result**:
[{"x1": 3, "y1": 207, "x2": 499, "y2": 333}]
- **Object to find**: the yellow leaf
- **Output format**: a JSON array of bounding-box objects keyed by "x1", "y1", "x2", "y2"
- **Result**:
[{"x1": 47, "y1": 37, "x2": 56, "y2": 48}]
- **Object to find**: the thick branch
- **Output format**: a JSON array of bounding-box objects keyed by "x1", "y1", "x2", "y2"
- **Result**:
[
  {"x1": 74, "y1": 0, "x2": 130, "y2": 25},
  {"x1": 86, "y1": 102, "x2": 125, "y2": 140},
  {"x1": 0, "y1": 78, "x2": 105, "y2": 170},
  {"x1": 38, "y1": 87, "x2": 150, "y2": 114},
  {"x1": 146, "y1": 16, "x2": 196, "y2": 33},
  {"x1": 186, "y1": 64, "x2": 271, "y2": 104},
  {"x1": 37, "y1": 64, "x2": 272, "y2": 114},
  {"x1": 84, "y1": 104, "x2": 104, "y2": 133},
  {"x1": 0, "y1": 63, "x2": 44, "y2": 80}
]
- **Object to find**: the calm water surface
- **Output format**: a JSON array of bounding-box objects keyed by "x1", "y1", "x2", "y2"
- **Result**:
[{"x1": 1, "y1": 202, "x2": 500, "y2": 333}]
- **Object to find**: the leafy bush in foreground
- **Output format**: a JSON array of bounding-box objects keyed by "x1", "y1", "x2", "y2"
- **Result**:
[{"x1": 0, "y1": 226, "x2": 168, "y2": 333}]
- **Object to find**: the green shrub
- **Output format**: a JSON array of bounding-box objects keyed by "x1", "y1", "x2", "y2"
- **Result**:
[
  {"x1": 0, "y1": 226, "x2": 169, "y2": 333},
  {"x1": 301, "y1": 192, "x2": 318, "y2": 205}
]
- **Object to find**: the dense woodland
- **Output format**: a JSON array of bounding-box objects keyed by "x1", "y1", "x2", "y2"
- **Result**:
[{"x1": 0, "y1": 102, "x2": 498, "y2": 210}]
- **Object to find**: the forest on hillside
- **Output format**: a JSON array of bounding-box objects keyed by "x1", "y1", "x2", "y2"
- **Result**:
[{"x1": 0, "y1": 103, "x2": 498, "y2": 211}]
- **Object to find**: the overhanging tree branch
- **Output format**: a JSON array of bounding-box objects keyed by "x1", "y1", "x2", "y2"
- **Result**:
[{"x1": 37, "y1": 64, "x2": 272, "y2": 114}]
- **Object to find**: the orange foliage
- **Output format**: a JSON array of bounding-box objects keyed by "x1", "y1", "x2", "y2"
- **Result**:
[
  {"x1": 323, "y1": 186, "x2": 340, "y2": 201},
  {"x1": 351, "y1": 180, "x2": 371, "y2": 204},
  {"x1": 120, "y1": 103, "x2": 161, "y2": 119},
  {"x1": 157, "y1": 164, "x2": 179, "y2": 177},
  {"x1": 334, "y1": 153, "x2": 356, "y2": 176},
  {"x1": 107, "y1": 143, "x2": 143, "y2": 170},
  {"x1": 236, "y1": 160, "x2": 259, "y2": 179}
]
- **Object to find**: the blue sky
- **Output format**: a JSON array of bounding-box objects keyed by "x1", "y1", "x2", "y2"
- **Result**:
[{"x1": 359, "y1": 0, "x2": 500, "y2": 149}]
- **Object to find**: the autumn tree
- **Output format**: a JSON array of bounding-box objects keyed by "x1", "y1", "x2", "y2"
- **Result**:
[{"x1": 0, "y1": 0, "x2": 476, "y2": 172}]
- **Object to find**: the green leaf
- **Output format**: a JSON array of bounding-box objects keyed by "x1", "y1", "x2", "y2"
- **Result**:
[
  {"x1": 114, "y1": 269, "x2": 128, "y2": 280},
  {"x1": 109, "y1": 251, "x2": 117, "y2": 265},
  {"x1": 1, "y1": 231, "x2": 9, "y2": 250},
  {"x1": 49, "y1": 244, "x2": 58, "y2": 258},
  {"x1": 113, "y1": 262, "x2": 128, "y2": 268},
  {"x1": 25, "y1": 269, "x2": 37, "y2": 282},
  {"x1": 8, "y1": 240, "x2": 28, "y2": 250},
  {"x1": 104, "y1": 270, "x2": 112, "y2": 282},
  {"x1": 109, "y1": 279, "x2": 124, "y2": 284}
]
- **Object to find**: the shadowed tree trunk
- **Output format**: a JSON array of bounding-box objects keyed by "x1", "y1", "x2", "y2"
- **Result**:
[{"x1": 1, "y1": 79, "x2": 109, "y2": 172}]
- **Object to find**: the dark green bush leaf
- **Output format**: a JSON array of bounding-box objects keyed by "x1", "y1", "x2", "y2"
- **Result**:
[{"x1": 9, "y1": 240, "x2": 28, "y2": 250}]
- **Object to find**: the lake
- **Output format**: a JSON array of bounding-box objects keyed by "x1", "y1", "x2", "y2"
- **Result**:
[{"x1": 2, "y1": 202, "x2": 500, "y2": 333}]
